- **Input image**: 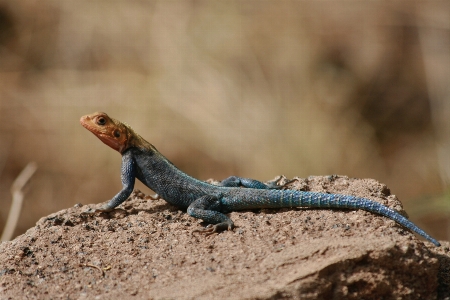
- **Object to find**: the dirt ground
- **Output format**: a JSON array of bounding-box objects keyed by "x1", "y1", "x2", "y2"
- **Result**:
[{"x1": 1, "y1": 175, "x2": 449, "y2": 299}]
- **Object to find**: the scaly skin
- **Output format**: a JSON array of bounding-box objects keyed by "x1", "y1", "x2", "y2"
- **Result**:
[{"x1": 80, "y1": 112, "x2": 440, "y2": 246}]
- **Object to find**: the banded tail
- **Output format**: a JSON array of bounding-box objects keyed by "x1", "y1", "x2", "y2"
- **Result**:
[
  {"x1": 229, "y1": 189, "x2": 441, "y2": 246},
  {"x1": 291, "y1": 191, "x2": 440, "y2": 246}
]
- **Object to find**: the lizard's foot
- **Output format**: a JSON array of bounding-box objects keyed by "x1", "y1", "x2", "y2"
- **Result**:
[
  {"x1": 271, "y1": 177, "x2": 300, "y2": 189},
  {"x1": 192, "y1": 223, "x2": 233, "y2": 237},
  {"x1": 265, "y1": 181, "x2": 285, "y2": 189},
  {"x1": 81, "y1": 205, "x2": 114, "y2": 215},
  {"x1": 280, "y1": 178, "x2": 300, "y2": 188}
]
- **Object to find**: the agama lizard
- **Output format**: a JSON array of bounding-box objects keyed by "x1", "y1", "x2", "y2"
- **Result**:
[{"x1": 80, "y1": 112, "x2": 441, "y2": 247}]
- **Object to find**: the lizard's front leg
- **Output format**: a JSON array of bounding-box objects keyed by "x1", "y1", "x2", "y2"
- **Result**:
[
  {"x1": 82, "y1": 152, "x2": 136, "y2": 214},
  {"x1": 187, "y1": 195, "x2": 233, "y2": 236}
]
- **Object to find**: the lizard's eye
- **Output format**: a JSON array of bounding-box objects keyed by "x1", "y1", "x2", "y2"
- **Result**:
[
  {"x1": 113, "y1": 129, "x2": 121, "y2": 138},
  {"x1": 97, "y1": 117, "x2": 106, "y2": 125}
]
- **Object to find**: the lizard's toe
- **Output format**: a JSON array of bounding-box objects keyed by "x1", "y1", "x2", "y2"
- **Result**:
[
  {"x1": 80, "y1": 208, "x2": 98, "y2": 215},
  {"x1": 192, "y1": 225, "x2": 217, "y2": 237},
  {"x1": 192, "y1": 223, "x2": 233, "y2": 237},
  {"x1": 81, "y1": 206, "x2": 114, "y2": 215}
]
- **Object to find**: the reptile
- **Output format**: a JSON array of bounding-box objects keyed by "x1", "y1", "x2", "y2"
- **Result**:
[{"x1": 80, "y1": 112, "x2": 441, "y2": 247}]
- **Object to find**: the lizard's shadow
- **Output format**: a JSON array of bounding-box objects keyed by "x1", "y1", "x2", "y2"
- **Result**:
[{"x1": 96, "y1": 201, "x2": 186, "y2": 218}]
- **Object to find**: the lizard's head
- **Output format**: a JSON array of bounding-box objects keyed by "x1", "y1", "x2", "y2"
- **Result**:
[{"x1": 80, "y1": 112, "x2": 131, "y2": 153}]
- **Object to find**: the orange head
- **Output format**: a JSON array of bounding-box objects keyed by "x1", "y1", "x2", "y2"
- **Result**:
[{"x1": 80, "y1": 112, "x2": 131, "y2": 153}]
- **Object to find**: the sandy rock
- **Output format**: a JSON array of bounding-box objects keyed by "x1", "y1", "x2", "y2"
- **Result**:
[{"x1": 0, "y1": 176, "x2": 448, "y2": 299}]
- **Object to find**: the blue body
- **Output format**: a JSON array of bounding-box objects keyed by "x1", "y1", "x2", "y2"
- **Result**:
[{"x1": 102, "y1": 147, "x2": 440, "y2": 247}]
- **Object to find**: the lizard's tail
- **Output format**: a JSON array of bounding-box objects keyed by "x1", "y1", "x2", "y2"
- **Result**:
[{"x1": 272, "y1": 190, "x2": 441, "y2": 247}]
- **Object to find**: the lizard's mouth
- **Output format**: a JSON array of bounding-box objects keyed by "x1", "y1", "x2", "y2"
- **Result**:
[{"x1": 80, "y1": 117, "x2": 101, "y2": 136}]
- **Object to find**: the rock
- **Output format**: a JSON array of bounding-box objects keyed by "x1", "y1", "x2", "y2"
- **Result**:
[{"x1": 0, "y1": 176, "x2": 448, "y2": 299}]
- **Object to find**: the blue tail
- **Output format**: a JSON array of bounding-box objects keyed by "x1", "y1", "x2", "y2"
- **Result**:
[
  {"x1": 296, "y1": 191, "x2": 440, "y2": 246},
  {"x1": 228, "y1": 189, "x2": 441, "y2": 246}
]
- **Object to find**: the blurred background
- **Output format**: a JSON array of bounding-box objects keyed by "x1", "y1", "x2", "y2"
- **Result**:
[{"x1": 0, "y1": 1, "x2": 449, "y2": 241}]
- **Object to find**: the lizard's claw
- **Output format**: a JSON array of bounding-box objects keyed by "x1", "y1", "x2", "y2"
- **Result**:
[
  {"x1": 148, "y1": 194, "x2": 160, "y2": 200},
  {"x1": 192, "y1": 223, "x2": 233, "y2": 237},
  {"x1": 81, "y1": 205, "x2": 114, "y2": 215},
  {"x1": 192, "y1": 224, "x2": 219, "y2": 237},
  {"x1": 274, "y1": 178, "x2": 299, "y2": 189},
  {"x1": 264, "y1": 176, "x2": 299, "y2": 189}
]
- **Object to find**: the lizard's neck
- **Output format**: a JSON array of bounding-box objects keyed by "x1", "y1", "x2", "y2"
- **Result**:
[{"x1": 125, "y1": 130, "x2": 157, "y2": 154}]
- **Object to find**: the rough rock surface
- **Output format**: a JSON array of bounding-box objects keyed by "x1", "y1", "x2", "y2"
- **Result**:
[{"x1": 1, "y1": 176, "x2": 449, "y2": 299}]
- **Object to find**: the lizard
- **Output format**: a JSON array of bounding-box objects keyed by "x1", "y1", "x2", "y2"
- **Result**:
[{"x1": 80, "y1": 112, "x2": 441, "y2": 247}]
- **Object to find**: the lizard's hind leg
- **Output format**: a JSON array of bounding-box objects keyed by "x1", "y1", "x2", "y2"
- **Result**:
[
  {"x1": 218, "y1": 176, "x2": 283, "y2": 189},
  {"x1": 187, "y1": 195, "x2": 233, "y2": 236}
]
